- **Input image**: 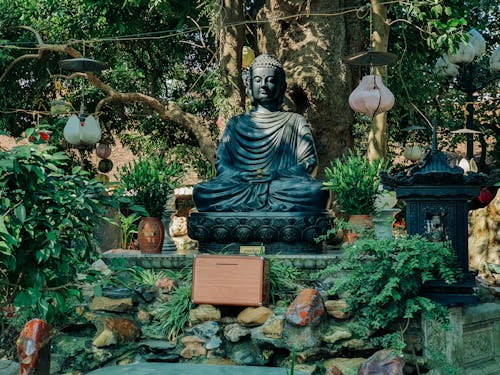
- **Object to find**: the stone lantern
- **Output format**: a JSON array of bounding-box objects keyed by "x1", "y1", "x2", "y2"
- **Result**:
[{"x1": 381, "y1": 123, "x2": 486, "y2": 305}]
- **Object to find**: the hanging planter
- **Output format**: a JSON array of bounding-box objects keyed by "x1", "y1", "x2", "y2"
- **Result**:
[
  {"x1": 63, "y1": 114, "x2": 101, "y2": 147},
  {"x1": 348, "y1": 75, "x2": 395, "y2": 118}
]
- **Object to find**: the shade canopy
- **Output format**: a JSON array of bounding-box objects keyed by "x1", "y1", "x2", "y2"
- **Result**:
[
  {"x1": 59, "y1": 58, "x2": 107, "y2": 72},
  {"x1": 344, "y1": 50, "x2": 398, "y2": 66}
]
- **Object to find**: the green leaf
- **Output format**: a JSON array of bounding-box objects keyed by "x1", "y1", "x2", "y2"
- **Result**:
[{"x1": 15, "y1": 205, "x2": 26, "y2": 223}]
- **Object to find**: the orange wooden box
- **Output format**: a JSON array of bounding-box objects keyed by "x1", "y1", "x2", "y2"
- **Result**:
[{"x1": 191, "y1": 255, "x2": 269, "y2": 306}]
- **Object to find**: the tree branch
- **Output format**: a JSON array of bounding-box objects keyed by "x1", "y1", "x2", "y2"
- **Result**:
[{"x1": 1, "y1": 26, "x2": 218, "y2": 163}]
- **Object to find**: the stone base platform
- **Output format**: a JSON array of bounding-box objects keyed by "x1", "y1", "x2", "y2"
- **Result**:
[
  {"x1": 102, "y1": 249, "x2": 343, "y2": 271},
  {"x1": 187, "y1": 211, "x2": 332, "y2": 254}
]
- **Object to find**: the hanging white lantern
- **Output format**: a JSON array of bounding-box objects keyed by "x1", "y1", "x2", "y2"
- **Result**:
[
  {"x1": 458, "y1": 158, "x2": 478, "y2": 174},
  {"x1": 434, "y1": 54, "x2": 460, "y2": 77},
  {"x1": 63, "y1": 114, "x2": 101, "y2": 147},
  {"x1": 490, "y1": 46, "x2": 500, "y2": 72},
  {"x1": 403, "y1": 144, "x2": 424, "y2": 161},
  {"x1": 348, "y1": 75, "x2": 395, "y2": 118},
  {"x1": 468, "y1": 29, "x2": 486, "y2": 57},
  {"x1": 448, "y1": 42, "x2": 475, "y2": 64}
]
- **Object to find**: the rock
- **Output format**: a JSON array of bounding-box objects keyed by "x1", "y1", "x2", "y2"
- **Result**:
[
  {"x1": 284, "y1": 322, "x2": 323, "y2": 351},
  {"x1": 93, "y1": 205, "x2": 121, "y2": 252},
  {"x1": 205, "y1": 335, "x2": 222, "y2": 350},
  {"x1": 93, "y1": 329, "x2": 117, "y2": 347},
  {"x1": 0, "y1": 359, "x2": 20, "y2": 375},
  {"x1": 224, "y1": 323, "x2": 251, "y2": 342},
  {"x1": 193, "y1": 321, "x2": 220, "y2": 339},
  {"x1": 180, "y1": 336, "x2": 206, "y2": 359},
  {"x1": 17, "y1": 319, "x2": 52, "y2": 375},
  {"x1": 50, "y1": 334, "x2": 91, "y2": 373},
  {"x1": 237, "y1": 307, "x2": 273, "y2": 327},
  {"x1": 89, "y1": 296, "x2": 134, "y2": 313},
  {"x1": 189, "y1": 304, "x2": 221, "y2": 324},
  {"x1": 90, "y1": 259, "x2": 112, "y2": 275},
  {"x1": 102, "y1": 286, "x2": 156, "y2": 303},
  {"x1": 229, "y1": 342, "x2": 271, "y2": 366},
  {"x1": 324, "y1": 299, "x2": 352, "y2": 319},
  {"x1": 250, "y1": 324, "x2": 287, "y2": 349},
  {"x1": 137, "y1": 339, "x2": 176, "y2": 350},
  {"x1": 295, "y1": 364, "x2": 317, "y2": 375},
  {"x1": 262, "y1": 315, "x2": 285, "y2": 338},
  {"x1": 322, "y1": 324, "x2": 352, "y2": 344},
  {"x1": 469, "y1": 189, "x2": 500, "y2": 272},
  {"x1": 155, "y1": 277, "x2": 176, "y2": 292},
  {"x1": 136, "y1": 309, "x2": 151, "y2": 324},
  {"x1": 358, "y1": 349, "x2": 405, "y2": 375},
  {"x1": 285, "y1": 288, "x2": 325, "y2": 327},
  {"x1": 324, "y1": 357, "x2": 366, "y2": 375},
  {"x1": 342, "y1": 338, "x2": 368, "y2": 350},
  {"x1": 92, "y1": 317, "x2": 141, "y2": 348}
]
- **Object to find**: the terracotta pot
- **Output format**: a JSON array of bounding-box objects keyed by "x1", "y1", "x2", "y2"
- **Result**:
[
  {"x1": 138, "y1": 217, "x2": 165, "y2": 254},
  {"x1": 344, "y1": 214, "x2": 373, "y2": 243}
]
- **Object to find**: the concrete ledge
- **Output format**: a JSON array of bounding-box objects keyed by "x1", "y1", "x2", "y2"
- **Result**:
[{"x1": 102, "y1": 249, "x2": 343, "y2": 270}]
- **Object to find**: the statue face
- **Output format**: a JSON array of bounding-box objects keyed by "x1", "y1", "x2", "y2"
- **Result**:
[{"x1": 250, "y1": 66, "x2": 282, "y2": 105}]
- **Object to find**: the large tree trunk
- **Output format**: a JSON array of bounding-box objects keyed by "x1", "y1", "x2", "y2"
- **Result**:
[
  {"x1": 256, "y1": 0, "x2": 364, "y2": 176},
  {"x1": 218, "y1": 0, "x2": 246, "y2": 129},
  {"x1": 367, "y1": 0, "x2": 390, "y2": 161}
]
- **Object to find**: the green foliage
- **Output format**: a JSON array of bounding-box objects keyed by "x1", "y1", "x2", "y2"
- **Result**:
[
  {"x1": 119, "y1": 213, "x2": 139, "y2": 249},
  {"x1": 150, "y1": 281, "x2": 194, "y2": 341},
  {"x1": 323, "y1": 150, "x2": 388, "y2": 215},
  {"x1": 117, "y1": 156, "x2": 182, "y2": 217},
  {"x1": 128, "y1": 266, "x2": 178, "y2": 287},
  {"x1": 316, "y1": 235, "x2": 461, "y2": 349},
  {"x1": 0, "y1": 135, "x2": 112, "y2": 325},
  {"x1": 268, "y1": 257, "x2": 305, "y2": 305}
]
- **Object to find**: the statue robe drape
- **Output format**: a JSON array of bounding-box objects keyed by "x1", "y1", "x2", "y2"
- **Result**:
[{"x1": 193, "y1": 109, "x2": 329, "y2": 212}]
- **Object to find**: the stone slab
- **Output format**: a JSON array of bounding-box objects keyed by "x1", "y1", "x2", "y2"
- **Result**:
[
  {"x1": 86, "y1": 363, "x2": 307, "y2": 375},
  {"x1": 102, "y1": 249, "x2": 343, "y2": 270}
]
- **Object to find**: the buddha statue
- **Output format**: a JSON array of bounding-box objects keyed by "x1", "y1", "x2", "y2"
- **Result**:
[{"x1": 193, "y1": 54, "x2": 329, "y2": 213}]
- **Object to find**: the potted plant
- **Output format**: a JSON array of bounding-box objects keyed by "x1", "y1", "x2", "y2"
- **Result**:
[
  {"x1": 323, "y1": 150, "x2": 387, "y2": 241},
  {"x1": 118, "y1": 156, "x2": 182, "y2": 253}
]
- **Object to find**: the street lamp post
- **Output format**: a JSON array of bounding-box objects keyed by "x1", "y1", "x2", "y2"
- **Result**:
[{"x1": 434, "y1": 29, "x2": 500, "y2": 164}]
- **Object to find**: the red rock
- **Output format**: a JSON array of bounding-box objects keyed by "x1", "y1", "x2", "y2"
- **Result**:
[
  {"x1": 17, "y1": 318, "x2": 53, "y2": 375},
  {"x1": 285, "y1": 288, "x2": 325, "y2": 326}
]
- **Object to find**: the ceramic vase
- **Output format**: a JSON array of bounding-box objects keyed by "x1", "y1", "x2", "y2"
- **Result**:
[{"x1": 138, "y1": 217, "x2": 165, "y2": 254}]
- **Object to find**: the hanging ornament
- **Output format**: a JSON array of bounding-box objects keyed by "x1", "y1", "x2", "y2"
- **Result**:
[
  {"x1": 96, "y1": 143, "x2": 112, "y2": 159},
  {"x1": 63, "y1": 113, "x2": 101, "y2": 147},
  {"x1": 348, "y1": 75, "x2": 395, "y2": 117},
  {"x1": 490, "y1": 46, "x2": 500, "y2": 72},
  {"x1": 448, "y1": 42, "x2": 475, "y2": 64}
]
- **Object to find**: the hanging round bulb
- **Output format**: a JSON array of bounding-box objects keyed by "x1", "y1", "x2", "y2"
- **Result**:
[{"x1": 348, "y1": 75, "x2": 395, "y2": 117}]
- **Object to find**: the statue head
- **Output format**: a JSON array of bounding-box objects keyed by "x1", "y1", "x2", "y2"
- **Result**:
[{"x1": 244, "y1": 54, "x2": 287, "y2": 107}]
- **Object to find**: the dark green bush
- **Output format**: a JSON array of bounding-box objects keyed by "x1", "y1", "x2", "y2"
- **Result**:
[
  {"x1": 0, "y1": 135, "x2": 113, "y2": 325},
  {"x1": 317, "y1": 235, "x2": 462, "y2": 349}
]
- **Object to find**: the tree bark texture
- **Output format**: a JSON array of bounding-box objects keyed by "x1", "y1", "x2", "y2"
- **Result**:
[
  {"x1": 256, "y1": 0, "x2": 365, "y2": 176},
  {"x1": 219, "y1": 0, "x2": 246, "y2": 127},
  {"x1": 368, "y1": 0, "x2": 390, "y2": 161}
]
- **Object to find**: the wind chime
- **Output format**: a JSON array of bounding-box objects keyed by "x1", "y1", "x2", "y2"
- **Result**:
[{"x1": 59, "y1": 51, "x2": 107, "y2": 149}]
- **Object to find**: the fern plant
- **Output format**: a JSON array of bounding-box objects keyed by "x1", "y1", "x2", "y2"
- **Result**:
[{"x1": 316, "y1": 235, "x2": 461, "y2": 349}]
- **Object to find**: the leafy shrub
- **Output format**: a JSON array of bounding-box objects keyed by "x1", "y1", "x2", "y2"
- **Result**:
[
  {"x1": 323, "y1": 150, "x2": 387, "y2": 215},
  {"x1": 316, "y1": 235, "x2": 461, "y2": 349},
  {"x1": 0, "y1": 136, "x2": 113, "y2": 325},
  {"x1": 117, "y1": 156, "x2": 182, "y2": 217}
]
